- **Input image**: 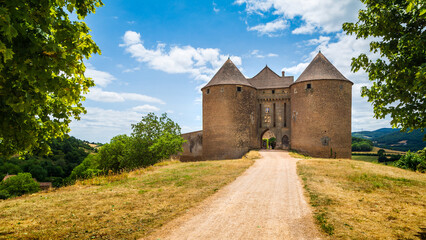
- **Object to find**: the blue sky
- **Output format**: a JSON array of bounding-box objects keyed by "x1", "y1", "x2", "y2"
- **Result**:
[{"x1": 69, "y1": 0, "x2": 391, "y2": 143}]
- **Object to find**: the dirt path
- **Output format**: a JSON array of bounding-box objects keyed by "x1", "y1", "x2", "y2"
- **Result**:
[{"x1": 145, "y1": 151, "x2": 323, "y2": 240}]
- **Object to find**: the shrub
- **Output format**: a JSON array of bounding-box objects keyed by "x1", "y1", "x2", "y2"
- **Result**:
[
  {"x1": 0, "y1": 189, "x2": 10, "y2": 200},
  {"x1": 98, "y1": 135, "x2": 131, "y2": 172},
  {"x1": 70, "y1": 154, "x2": 102, "y2": 179},
  {"x1": 0, "y1": 173, "x2": 40, "y2": 198},
  {"x1": 394, "y1": 148, "x2": 426, "y2": 172}
]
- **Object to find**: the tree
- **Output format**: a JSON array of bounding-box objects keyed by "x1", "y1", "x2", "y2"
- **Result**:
[
  {"x1": 126, "y1": 113, "x2": 185, "y2": 168},
  {"x1": 0, "y1": 173, "x2": 40, "y2": 198},
  {"x1": 0, "y1": 0, "x2": 103, "y2": 157},
  {"x1": 97, "y1": 134, "x2": 131, "y2": 172},
  {"x1": 70, "y1": 154, "x2": 101, "y2": 179},
  {"x1": 343, "y1": 0, "x2": 426, "y2": 135}
]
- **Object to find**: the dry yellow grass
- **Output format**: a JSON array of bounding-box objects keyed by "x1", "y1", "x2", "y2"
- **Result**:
[
  {"x1": 297, "y1": 158, "x2": 426, "y2": 239},
  {"x1": 0, "y1": 153, "x2": 257, "y2": 239}
]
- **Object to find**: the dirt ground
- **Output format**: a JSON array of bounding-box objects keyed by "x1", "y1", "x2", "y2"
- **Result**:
[{"x1": 145, "y1": 150, "x2": 323, "y2": 240}]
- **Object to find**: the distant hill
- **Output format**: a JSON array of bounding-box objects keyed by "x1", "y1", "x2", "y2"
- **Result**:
[{"x1": 352, "y1": 128, "x2": 425, "y2": 152}]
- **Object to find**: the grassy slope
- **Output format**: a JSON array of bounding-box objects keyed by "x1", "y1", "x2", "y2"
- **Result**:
[
  {"x1": 0, "y1": 153, "x2": 258, "y2": 239},
  {"x1": 297, "y1": 158, "x2": 426, "y2": 239},
  {"x1": 351, "y1": 155, "x2": 378, "y2": 163}
]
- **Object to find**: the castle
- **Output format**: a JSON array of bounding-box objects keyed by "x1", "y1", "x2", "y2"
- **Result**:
[{"x1": 180, "y1": 52, "x2": 353, "y2": 160}]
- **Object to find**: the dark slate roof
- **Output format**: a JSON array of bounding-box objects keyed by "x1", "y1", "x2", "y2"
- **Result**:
[
  {"x1": 202, "y1": 58, "x2": 253, "y2": 89},
  {"x1": 248, "y1": 66, "x2": 294, "y2": 89},
  {"x1": 296, "y1": 52, "x2": 352, "y2": 83}
]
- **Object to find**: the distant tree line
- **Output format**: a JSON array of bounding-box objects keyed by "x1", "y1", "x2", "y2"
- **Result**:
[
  {"x1": 351, "y1": 137, "x2": 374, "y2": 152},
  {"x1": 0, "y1": 136, "x2": 94, "y2": 187}
]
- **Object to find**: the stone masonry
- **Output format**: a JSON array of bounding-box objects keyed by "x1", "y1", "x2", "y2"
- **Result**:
[{"x1": 179, "y1": 52, "x2": 353, "y2": 160}]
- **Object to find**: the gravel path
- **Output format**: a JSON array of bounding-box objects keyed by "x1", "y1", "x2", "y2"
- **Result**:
[{"x1": 146, "y1": 150, "x2": 323, "y2": 240}]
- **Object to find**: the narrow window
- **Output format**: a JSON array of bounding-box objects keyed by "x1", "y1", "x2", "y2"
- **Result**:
[
  {"x1": 273, "y1": 103, "x2": 276, "y2": 127},
  {"x1": 307, "y1": 83, "x2": 312, "y2": 89},
  {"x1": 272, "y1": 90, "x2": 275, "y2": 94},
  {"x1": 284, "y1": 103, "x2": 287, "y2": 127},
  {"x1": 237, "y1": 86, "x2": 242, "y2": 92},
  {"x1": 206, "y1": 88, "x2": 210, "y2": 94},
  {"x1": 259, "y1": 104, "x2": 262, "y2": 128}
]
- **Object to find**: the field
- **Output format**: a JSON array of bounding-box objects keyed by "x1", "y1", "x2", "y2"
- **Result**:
[
  {"x1": 352, "y1": 147, "x2": 405, "y2": 155},
  {"x1": 297, "y1": 158, "x2": 426, "y2": 239},
  {"x1": 0, "y1": 152, "x2": 258, "y2": 239},
  {"x1": 351, "y1": 155, "x2": 378, "y2": 163}
]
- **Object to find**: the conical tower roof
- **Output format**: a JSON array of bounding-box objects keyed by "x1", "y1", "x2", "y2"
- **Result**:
[
  {"x1": 202, "y1": 58, "x2": 253, "y2": 89},
  {"x1": 296, "y1": 52, "x2": 352, "y2": 83},
  {"x1": 248, "y1": 65, "x2": 293, "y2": 89}
]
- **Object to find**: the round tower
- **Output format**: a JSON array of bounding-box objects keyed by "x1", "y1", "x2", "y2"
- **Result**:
[
  {"x1": 290, "y1": 52, "x2": 353, "y2": 158},
  {"x1": 202, "y1": 59, "x2": 257, "y2": 160}
]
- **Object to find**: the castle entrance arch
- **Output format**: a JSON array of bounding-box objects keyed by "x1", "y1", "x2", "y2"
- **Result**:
[
  {"x1": 282, "y1": 135, "x2": 289, "y2": 149},
  {"x1": 261, "y1": 129, "x2": 276, "y2": 149}
]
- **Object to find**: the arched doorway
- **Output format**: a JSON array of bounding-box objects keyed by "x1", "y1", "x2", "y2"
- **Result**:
[
  {"x1": 282, "y1": 135, "x2": 289, "y2": 149},
  {"x1": 261, "y1": 130, "x2": 276, "y2": 149}
]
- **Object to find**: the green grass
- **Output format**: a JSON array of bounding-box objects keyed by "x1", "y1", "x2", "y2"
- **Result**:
[
  {"x1": 351, "y1": 154, "x2": 378, "y2": 162},
  {"x1": 0, "y1": 153, "x2": 259, "y2": 239}
]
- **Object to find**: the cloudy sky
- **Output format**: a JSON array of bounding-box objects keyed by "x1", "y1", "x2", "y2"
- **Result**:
[{"x1": 70, "y1": 0, "x2": 391, "y2": 143}]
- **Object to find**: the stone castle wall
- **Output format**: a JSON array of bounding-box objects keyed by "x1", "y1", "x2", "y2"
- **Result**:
[
  {"x1": 202, "y1": 85, "x2": 257, "y2": 160},
  {"x1": 179, "y1": 130, "x2": 203, "y2": 161},
  {"x1": 257, "y1": 88, "x2": 291, "y2": 149},
  {"x1": 290, "y1": 80, "x2": 352, "y2": 158}
]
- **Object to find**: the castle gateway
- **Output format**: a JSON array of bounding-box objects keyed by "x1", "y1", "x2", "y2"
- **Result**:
[{"x1": 181, "y1": 52, "x2": 353, "y2": 160}]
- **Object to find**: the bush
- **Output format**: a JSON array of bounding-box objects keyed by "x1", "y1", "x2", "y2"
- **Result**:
[
  {"x1": 394, "y1": 148, "x2": 426, "y2": 172},
  {"x1": 92, "y1": 113, "x2": 185, "y2": 173},
  {"x1": 70, "y1": 154, "x2": 102, "y2": 179},
  {"x1": 98, "y1": 135, "x2": 131, "y2": 172},
  {"x1": 0, "y1": 189, "x2": 10, "y2": 200},
  {"x1": 0, "y1": 173, "x2": 40, "y2": 198},
  {"x1": 378, "y1": 155, "x2": 388, "y2": 162}
]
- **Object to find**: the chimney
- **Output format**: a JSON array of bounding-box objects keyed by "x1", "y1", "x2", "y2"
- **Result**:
[{"x1": 282, "y1": 71, "x2": 285, "y2": 77}]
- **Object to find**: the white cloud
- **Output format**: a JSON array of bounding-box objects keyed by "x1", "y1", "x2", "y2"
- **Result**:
[
  {"x1": 85, "y1": 87, "x2": 165, "y2": 104},
  {"x1": 213, "y1": 1, "x2": 220, "y2": 13},
  {"x1": 283, "y1": 33, "x2": 388, "y2": 131},
  {"x1": 132, "y1": 104, "x2": 160, "y2": 112},
  {"x1": 123, "y1": 67, "x2": 141, "y2": 73},
  {"x1": 70, "y1": 107, "x2": 144, "y2": 143},
  {"x1": 282, "y1": 62, "x2": 309, "y2": 76},
  {"x1": 236, "y1": 0, "x2": 363, "y2": 34},
  {"x1": 120, "y1": 31, "x2": 242, "y2": 82},
  {"x1": 85, "y1": 68, "x2": 116, "y2": 87},
  {"x1": 250, "y1": 49, "x2": 279, "y2": 58},
  {"x1": 247, "y1": 18, "x2": 288, "y2": 36}
]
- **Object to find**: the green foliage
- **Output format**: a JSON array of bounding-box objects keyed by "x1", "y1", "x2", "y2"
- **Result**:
[
  {"x1": 126, "y1": 113, "x2": 185, "y2": 169},
  {"x1": 0, "y1": 189, "x2": 10, "y2": 200},
  {"x1": 98, "y1": 135, "x2": 131, "y2": 172},
  {"x1": 98, "y1": 113, "x2": 185, "y2": 172},
  {"x1": 351, "y1": 137, "x2": 374, "y2": 151},
  {"x1": 394, "y1": 148, "x2": 426, "y2": 172},
  {"x1": 343, "y1": 0, "x2": 426, "y2": 134},
  {"x1": 0, "y1": 136, "x2": 93, "y2": 186},
  {"x1": 353, "y1": 128, "x2": 426, "y2": 152},
  {"x1": 0, "y1": 173, "x2": 40, "y2": 198},
  {"x1": 69, "y1": 154, "x2": 101, "y2": 179},
  {"x1": 0, "y1": 0, "x2": 103, "y2": 157}
]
